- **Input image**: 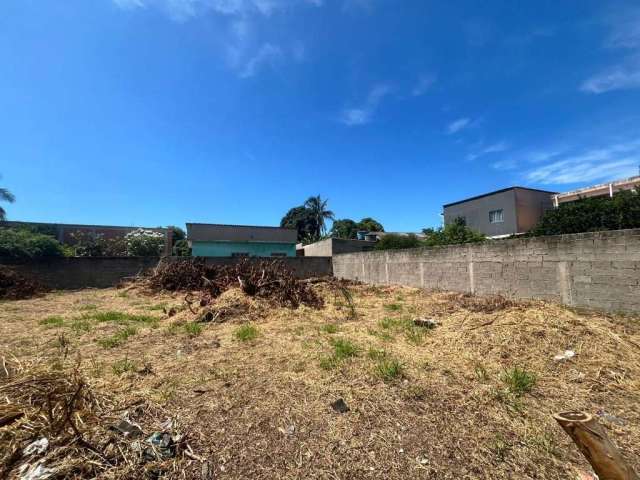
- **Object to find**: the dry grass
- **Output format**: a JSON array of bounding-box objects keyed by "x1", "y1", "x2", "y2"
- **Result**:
[{"x1": 1, "y1": 284, "x2": 639, "y2": 479}]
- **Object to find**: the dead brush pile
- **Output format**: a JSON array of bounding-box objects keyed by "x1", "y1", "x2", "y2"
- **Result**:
[
  {"x1": 0, "y1": 358, "x2": 193, "y2": 479},
  {"x1": 0, "y1": 266, "x2": 46, "y2": 300},
  {"x1": 141, "y1": 258, "x2": 324, "y2": 309},
  {"x1": 440, "y1": 291, "x2": 526, "y2": 313}
]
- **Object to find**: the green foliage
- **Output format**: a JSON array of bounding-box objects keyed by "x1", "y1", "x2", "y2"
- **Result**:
[
  {"x1": 125, "y1": 229, "x2": 165, "y2": 256},
  {"x1": 331, "y1": 219, "x2": 359, "y2": 239},
  {"x1": 331, "y1": 217, "x2": 385, "y2": 239},
  {"x1": 40, "y1": 316, "x2": 65, "y2": 328},
  {"x1": 320, "y1": 323, "x2": 339, "y2": 334},
  {"x1": 374, "y1": 357, "x2": 404, "y2": 381},
  {"x1": 0, "y1": 228, "x2": 64, "y2": 259},
  {"x1": 530, "y1": 189, "x2": 640, "y2": 236},
  {"x1": 383, "y1": 303, "x2": 403, "y2": 312},
  {"x1": 422, "y1": 217, "x2": 485, "y2": 246},
  {"x1": 88, "y1": 311, "x2": 157, "y2": 325},
  {"x1": 98, "y1": 326, "x2": 138, "y2": 348},
  {"x1": 67, "y1": 231, "x2": 126, "y2": 257},
  {"x1": 183, "y1": 322, "x2": 203, "y2": 337},
  {"x1": 304, "y1": 195, "x2": 335, "y2": 238},
  {"x1": 501, "y1": 366, "x2": 536, "y2": 396},
  {"x1": 234, "y1": 324, "x2": 259, "y2": 342},
  {"x1": 375, "y1": 233, "x2": 421, "y2": 250},
  {"x1": 0, "y1": 186, "x2": 15, "y2": 222},
  {"x1": 331, "y1": 338, "x2": 359, "y2": 360},
  {"x1": 112, "y1": 357, "x2": 137, "y2": 375},
  {"x1": 357, "y1": 217, "x2": 384, "y2": 233},
  {"x1": 280, "y1": 206, "x2": 320, "y2": 242},
  {"x1": 168, "y1": 226, "x2": 186, "y2": 241},
  {"x1": 172, "y1": 239, "x2": 191, "y2": 257}
]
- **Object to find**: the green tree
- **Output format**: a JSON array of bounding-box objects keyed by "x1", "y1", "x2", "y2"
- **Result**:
[
  {"x1": 280, "y1": 206, "x2": 319, "y2": 242},
  {"x1": 0, "y1": 228, "x2": 64, "y2": 259},
  {"x1": 0, "y1": 186, "x2": 15, "y2": 222},
  {"x1": 331, "y1": 219, "x2": 358, "y2": 239},
  {"x1": 422, "y1": 217, "x2": 485, "y2": 246},
  {"x1": 530, "y1": 189, "x2": 640, "y2": 236},
  {"x1": 375, "y1": 233, "x2": 421, "y2": 250},
  {"x1": 357, "y1": 217, "x2": 384, "y2": 233},
  {"x1": 304, "y1": 195, "x2": 335, "y2": 239}
]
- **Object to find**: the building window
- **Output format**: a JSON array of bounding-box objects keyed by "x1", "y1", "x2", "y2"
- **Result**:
[
  {"x1": 489, "y1": 209, "x2": 504, "y2": 223},
  {"x1": 231, "y1": 252, "x2": 250, "y2": 258},
  {"x1": 270, "y1": 252, "x2": 287, "y2": 257}
]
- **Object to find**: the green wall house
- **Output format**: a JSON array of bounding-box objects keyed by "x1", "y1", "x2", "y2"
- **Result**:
[{"x1": 186, "y1": 223, "x2": 297, "y2": 258}]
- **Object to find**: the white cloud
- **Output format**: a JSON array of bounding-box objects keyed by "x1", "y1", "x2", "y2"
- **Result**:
[
  {"x1": 411, "y1": 74, "x2": 436, "y2": 96},
  {"x1": 239, "y1": 43, "x2": 283, "y2": 78},
  {"x1": 525, "y1": 140, "x2": 640, "y2": 184},
  {"x1": 466, "y1": 141, "x2": 510, "y2": 161},
  {"x1": 581, "y1": 62, "x2": 640, "y2": 94},
  {"x1": 581, "y1": 7, "x2": 640, "y2": 94},
  {"x1": 446, "y1": 117, "x2": 471, "y2": 135},
  {"x1": 606, "y1": 6, "x2": 640, "y2": 49},
  {"x1": 339, "y1": 84, "x2": 392, "y2": 126}
]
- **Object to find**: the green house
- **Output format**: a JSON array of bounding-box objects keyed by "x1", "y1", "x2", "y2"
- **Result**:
[{"x1": 186, "y1": 223, "x2": 297, "y2": 258}]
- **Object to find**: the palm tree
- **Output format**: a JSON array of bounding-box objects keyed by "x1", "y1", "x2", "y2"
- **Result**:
[
  {"x1": 0, "y1": 186, "x2": 15, "y2": 221},
  {"x1": 304, "y1": 195, "x2": 335, "y2": 239}
]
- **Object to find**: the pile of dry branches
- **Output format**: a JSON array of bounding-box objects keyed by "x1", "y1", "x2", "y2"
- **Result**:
[
  {"x1": 0, "y1": 358, "x2": 190, "y2": 479},
  {"x1": 0, "y1": 266, "x2": 45, "y2": 300},
  {"x1": 142, "y1": 258, "x2": 324, "y2": 309}
]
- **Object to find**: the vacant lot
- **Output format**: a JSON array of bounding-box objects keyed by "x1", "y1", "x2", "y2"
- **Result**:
[{"x1": 1, "y1": 283, "x2": 639, "y2": 479}]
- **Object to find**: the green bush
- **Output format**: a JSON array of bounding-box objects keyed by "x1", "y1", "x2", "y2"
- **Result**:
[
  {"x1": 173, "y1": 239, "x2": 191, "y2": 257},
  {"x1": 68, "y1": 231, "x2": 126, "y2": 257},
  {"x1": 422, "y1": 217, "x2": 485, "y2": 246},
  {"x1": 125, "y1": 229, "x2": 165, "y2": 256},
  {"x1": 0, "y1": 228, "x2": 64, "y2": 259},
  {"x1": 375, "y1": 233, "x2": 421, "y2": 250},
  {"x1": 530, "y1": 189, "x2": 640, "y2": 236}
]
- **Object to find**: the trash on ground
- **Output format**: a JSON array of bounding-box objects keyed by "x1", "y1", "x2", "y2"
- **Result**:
[
  {"x1": 554, "y1": 350, "x2": 576, "y2": 361},
  {"x1": 331, "y1": 398, "x2": 349, "y2": 413},
  {"x1": 413, "y1": 317, "x2": 438, "y2": 329},
  {"x1": 596, "y1": 409, "x2": 626, "y2": 426},
  {"x1": 144, "y1": 431, "x2": 178, "y2": 460},
  {"x1": 23, "y1": 437, "x2": 49, "y2": 455},
  {"x1": 110, "y1": 419, "x2": 144, "y2": 438},
  {"x1": 18, "y1": 462, "x2": 54, "y2": 480}
]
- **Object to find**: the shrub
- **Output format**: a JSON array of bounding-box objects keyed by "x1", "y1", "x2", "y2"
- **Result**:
[
  {"x1": 422, "y1": 217, "x2": 485, "y2": 246},
  {"x1": 125, "y1": 229, "x2": 165, "y2": 256},
  {"x1": 530, "y1": 189, "x2": 640, "y2": 236},
  {"x1": 0, "y1": 228, "x2": 64, "y2": 259},
  {"x1": 331, "y1": 338, "x2": 359, "y2": 360},
  {"x1": 67, "y1": 231, "x2": 126, "y2": 257},
  {"x1": 375, "y1": 234, "x2": 421, "y2": 251},
  {"x1": 173, "y1": 239, "x2": 191, "y2": 257}
]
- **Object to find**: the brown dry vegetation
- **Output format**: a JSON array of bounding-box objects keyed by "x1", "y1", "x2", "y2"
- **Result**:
[{"x1": 1, "y1": 283, "x2": 639, "y2": 479}]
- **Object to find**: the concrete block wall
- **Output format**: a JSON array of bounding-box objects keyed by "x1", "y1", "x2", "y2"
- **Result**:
[
  {"x1": 1, "y1": 256, "x2": 332, "y2": 290},
  {"x1": 333, "y1": 229, "x2": 640, "y2": 313}
]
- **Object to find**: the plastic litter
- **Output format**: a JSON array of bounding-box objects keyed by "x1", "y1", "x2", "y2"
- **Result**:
[
  {"x1": 554, "y1": 350, "x2": 576, "y2": 361},
  {"x1": 18, "y1": 462, "x2": 54, "y2": 480},
  {"x1": 413, "y1": 318, "x2": 438, "y2": 329},
  {"x1": 23, "y1": 438, "x2": 49, "y2": 455}
]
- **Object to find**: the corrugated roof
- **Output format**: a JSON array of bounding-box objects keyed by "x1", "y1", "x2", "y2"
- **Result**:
[
  {"x1": 443, "y1": 186, "x2": 557, "y2": 208},
  {"x1": 186, "y1": 223, "x2": 297, "y2": 244}
]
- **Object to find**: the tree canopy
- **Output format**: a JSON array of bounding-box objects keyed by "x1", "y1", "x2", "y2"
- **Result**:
[
  {"x1": 422, "y1": 217, "x2": 485, "y2": 246},
  {"x1": 304, "y1": 195, "x2": 335, "y2": 239},
  {"x1": 280, "y1": 206, "x2": 319, "y2": 242},
  {"x1": 530, "y1": 189, "x2": 640, "y2": 236},
  {"x1": 375, "y1": 233, "x2": 421, "y2": 250},
  {"x1": 357, "y1": 217, "x2": 384, "y2": 233},
  {"x1": 330, "y1": 217, "x2": 385, "y2": 239},
  {"x1": 0, "y1": 186, "x2": 15, "y2": 222}
]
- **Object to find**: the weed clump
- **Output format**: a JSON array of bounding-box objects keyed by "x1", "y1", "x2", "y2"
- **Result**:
[
  {"x1": 235, "y1": 324, "x2": 259, "y2": 342},
  {"x1": 501, "y1": 366, "x2": 536, "y2": 396}
]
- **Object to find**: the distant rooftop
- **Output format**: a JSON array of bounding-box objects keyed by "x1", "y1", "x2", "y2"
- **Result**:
[
  {"x1": 186, "y1": 223, "x2": 297, "y2": 244},
  {"x1": 555, "y1": 176, "x2": 640, "y2": 200},
  {"x1": 443, "y1": 186, "x2": 558, "y2": 208}
]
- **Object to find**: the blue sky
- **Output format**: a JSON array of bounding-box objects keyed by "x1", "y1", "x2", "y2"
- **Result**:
[{"x1": 2, "y1": 0, "x2": 640, "y2": 231}]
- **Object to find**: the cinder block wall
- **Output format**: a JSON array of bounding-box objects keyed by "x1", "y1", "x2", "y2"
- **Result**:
[
  {"x1": 1, "y1": 256, "x2": 332, "y2": 290},
  {"x1": 333, "y1": 229, "x2": 640, "y2": 313}
]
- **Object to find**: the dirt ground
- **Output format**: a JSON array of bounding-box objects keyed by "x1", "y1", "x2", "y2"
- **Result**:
[{"x1": 1, "y1": 283, "x2": 639, "y2": 479}]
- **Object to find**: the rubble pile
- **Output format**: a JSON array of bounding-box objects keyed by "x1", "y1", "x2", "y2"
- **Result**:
[
  {"x1": 0, "y1": 266, "x2": 45, "y2": 300},
  {"x1": 143, "y1": 258, "x2": 324, "y2": 309}
]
